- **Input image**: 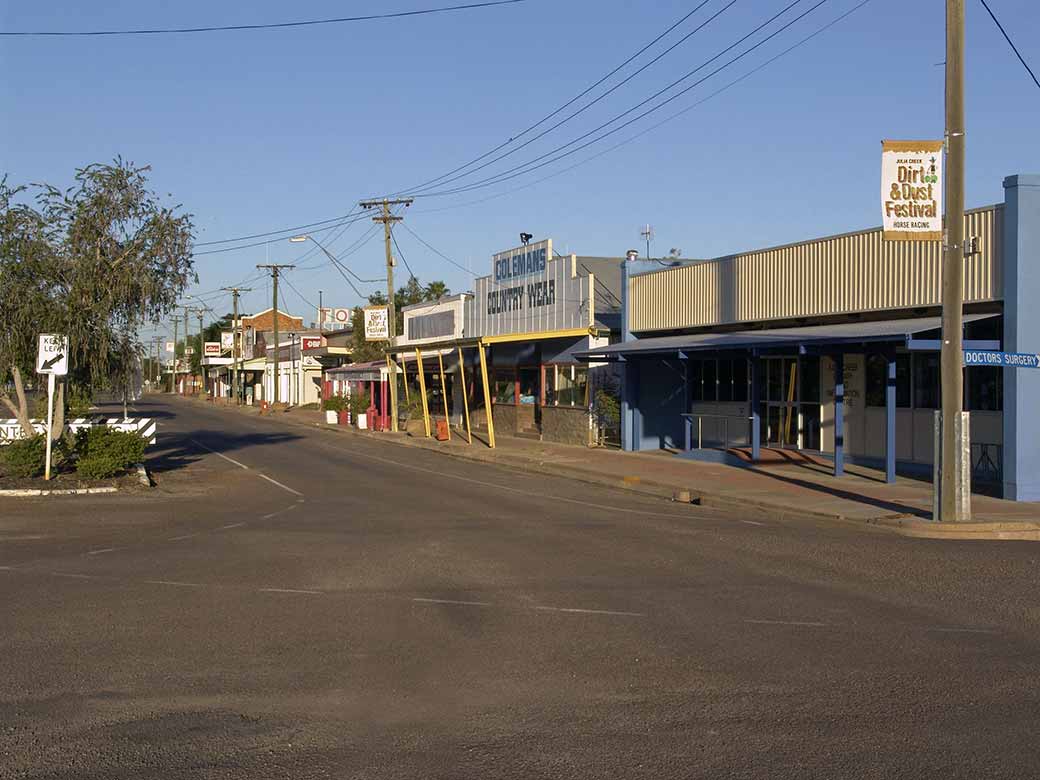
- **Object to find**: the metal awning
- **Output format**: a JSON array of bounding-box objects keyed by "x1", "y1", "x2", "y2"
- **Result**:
[{"x1": 575, "y1": 314, "x2": 1000, "y2": 361}]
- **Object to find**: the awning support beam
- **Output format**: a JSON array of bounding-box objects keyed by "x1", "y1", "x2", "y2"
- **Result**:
[{"x1": 834, "y1": 353, "x2": 845, "y2": 478}]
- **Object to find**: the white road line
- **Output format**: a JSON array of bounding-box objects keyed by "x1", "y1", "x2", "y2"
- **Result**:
[
  {"x1": 50, "y1": 572, "x2": 94, "y2": 580},
  {"x1": 740, "y1": 520, "x2": 767, "y2": 526},
  {"x1": 189, "y1": 438, "x2": 249, "y2": 469},
  {"x1": 412, "y1": 597, "x2": 493, "y2": 607},
  {"x1": 262, "y1": 505, "x2": 299, "y2": 520},
  {"x1": 257, "y1": 473, "x2": 304, "y2": 497},
  {"x1": 259, "y1": 587, "x2": 323, "y2": 595},
  {"x1": 744, "y1": 619, "x2": 828, "y2": 627},
  {"x1": 144, "y1": 579, "x2": 205, "y2": 588},
  {"x1": 535, "y1": 605, "x2": 646, "y2": 617},
  {"x1": 219, "y1": 522, "x2": 247, "y2": 530},
  {"x1": 169, "y1": 533, "x2": 199, "y2": 541},
  {"x1": 0, "y1": 565, "x2": 18, "y2": 571},
  {"x1": 86, "y1": 547, "x2": 119, "y2": 555}
]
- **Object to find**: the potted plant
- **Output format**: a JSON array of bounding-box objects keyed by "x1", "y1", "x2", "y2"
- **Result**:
[
  {"x1": 349, "y1": 388, "x2": 370, "y2": 430},
  {"x1": 323, "y1": 395, "x2": 346, "y2": 424}
]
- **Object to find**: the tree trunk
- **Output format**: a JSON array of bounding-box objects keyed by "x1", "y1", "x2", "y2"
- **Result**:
[
  {"x1": 50, "y1": 381, "x2": 65, "y2": 441},
  {"x1": 2, "y1": 365, "x2": 36, "y2": 438}
]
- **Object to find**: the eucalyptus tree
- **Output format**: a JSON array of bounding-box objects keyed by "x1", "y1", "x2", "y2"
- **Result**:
[{"x1": 0, "y1": 160, "x2": 196, "y2": 437}]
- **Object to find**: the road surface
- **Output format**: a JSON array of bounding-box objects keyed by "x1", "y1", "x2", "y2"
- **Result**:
[{"x1": 1, "y1": 395, "x2": 1038, "y2": 778}]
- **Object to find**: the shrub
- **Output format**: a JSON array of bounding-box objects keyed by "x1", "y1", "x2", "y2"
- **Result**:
[
  {"x1": 0, "y1": 435, "x2": 47, "y2": 478},
  {"x1": 323, "y1": 395, "x2": 347, "y2": 413},
  {"x1": 74, "y1": 427, "x2": 146, "y2": 480},
  {"x1": 349, "y1": 389, "x2": 370, "y2": 420}
]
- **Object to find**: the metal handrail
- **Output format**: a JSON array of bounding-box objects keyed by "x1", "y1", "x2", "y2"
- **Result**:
[{"x1": 680, "y1": 412, "x2": 754, "y2": 450}]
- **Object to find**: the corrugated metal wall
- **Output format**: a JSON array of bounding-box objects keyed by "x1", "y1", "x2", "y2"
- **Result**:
[{"x1": 630, "y1": 206, "x2": 1003, "y2": 333}]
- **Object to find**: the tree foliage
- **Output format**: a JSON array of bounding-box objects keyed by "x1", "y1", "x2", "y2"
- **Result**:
[{"x1": 0, "y1": 160, "x2": 196, "y2": 436}]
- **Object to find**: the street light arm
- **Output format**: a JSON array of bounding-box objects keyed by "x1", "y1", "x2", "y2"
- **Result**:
[{"x1": 303, "y1": 235, "x2": 385, "y2": 285}]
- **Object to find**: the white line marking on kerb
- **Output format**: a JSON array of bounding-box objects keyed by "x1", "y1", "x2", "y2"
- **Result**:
[
  {"x1": 535, "y1": 606, "x2": 646, "y2": 617},
  {"x1": 259, "y1": 587, "x2": 323, "y2": 595},
  {"x1": 189, "y1": 438, "x2": 249, "y2": 469},
  {"x1": 745, "y1": 619, "x2": 828, "y2": 627},
  {"x1": 412, "y1": 597, "x2": 493, "y2": 607},
  {"x1": 257, "y1": 473, "x2": 303, "y2": 496},
  {"x1": 144, "y1": 579, "x2": 205, "y2": 588},
  {"x1": 86, "y1": 547, "x2": 119, "y2": 555}
]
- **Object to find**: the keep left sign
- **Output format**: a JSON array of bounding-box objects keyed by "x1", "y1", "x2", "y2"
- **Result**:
[{"x1": 37, "y1": 333, "x2": 69, "y2": 376}]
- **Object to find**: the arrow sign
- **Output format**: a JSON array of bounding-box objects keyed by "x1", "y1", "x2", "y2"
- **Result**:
[
  {"x1": 963, "y1": 350, "x2": 1040, "y2": 369},
  {"x1": 36, "y1": 334, "x2": 69, "y2": 376},
  {"x1": 41, "y1": 354, "x2": 64, "y2": 371}
]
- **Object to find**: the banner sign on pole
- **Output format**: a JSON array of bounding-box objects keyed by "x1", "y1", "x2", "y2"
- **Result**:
[
  {"x1": 220, "y1": 331, "x2": 234, "y2": 351},
  {"x1": 184, "y1": 346, "x2": 195, "y2": 356},
  {"x1": 364, "y1": 306, "x2": 390, "y2": 341},
  {"x1": 963, "y1": 350, "x2": 1040, "y2": 369},
  {"x1": 203, "y1": 341, "x2": 221, "y2": 357},
  {"x1": 881, "y1": 139, "x2": 943, "y2": 241},
  {"x1": 164, "y1": 340, "x2": 175, "y2": 353}
]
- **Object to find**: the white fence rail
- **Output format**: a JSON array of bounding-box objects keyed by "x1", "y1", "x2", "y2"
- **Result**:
[{"x1": 0, "y1": 417, "x2": 156, "y2": 445}]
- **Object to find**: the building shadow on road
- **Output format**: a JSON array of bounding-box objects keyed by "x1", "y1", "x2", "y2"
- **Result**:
[{"x1": 146, "y1": 428, "x2": 304, "y2": 475}]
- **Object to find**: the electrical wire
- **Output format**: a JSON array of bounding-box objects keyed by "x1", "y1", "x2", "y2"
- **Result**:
[
  {"x1": 417, "y1": 0, "x2": 830, "y2": 198},
  {"x1": 410, "y1": 0, "x2": 871, "y2": 215},
  {"x1": 191, "y1": 213, "x2": 371, "y2": 256},
  {"x1": 393, "y1": 0, "x2": 724, "y2": 196},
  {"x1": 978, "y1": 0, "x2": 1040, "y2": 91},
  {"x1": 282, "y1": 274, "x2": 318, "y2": 311},
  {"x1": 391, "y1": 230, "x2": 417, "y2": 280},
  {"x1": 194, "y1": 212, "x2": 355, "y2": 246},
  {"x1": 398, "y1": 223, "x2": 474, "y2": 274},
  {"x1": 1, "y1": 0, "x2": 525, "y2": 37}
]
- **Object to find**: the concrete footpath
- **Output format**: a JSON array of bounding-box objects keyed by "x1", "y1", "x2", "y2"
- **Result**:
[{"x1": 178, "y1": 394, "x2": 1040, "y2": 540}]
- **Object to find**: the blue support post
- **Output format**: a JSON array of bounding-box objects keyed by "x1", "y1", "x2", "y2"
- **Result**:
[
  {"x1": 680, "y1": 352, "x2": 691, "y2": 451},
  {"x1": 833, "y1": 353, "x2": 845, "y2": 477},
  {"x1": 750, "y1": 354, "x2": 761, "y2": 463},
  {"x1": 619, "y1": 252, "x2": 635, "y2": 452},
  {"x1": 886, "y1": 353, "x2": 897, "y2": 484}
]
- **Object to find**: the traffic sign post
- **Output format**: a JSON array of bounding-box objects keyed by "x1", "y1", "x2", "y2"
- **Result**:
[{"x1": 36, "y1": 334, "x2": 68, "y2": 481}]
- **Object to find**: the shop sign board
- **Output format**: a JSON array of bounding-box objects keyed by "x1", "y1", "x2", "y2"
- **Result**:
[
  {"x1": 164, "y1": 340, "x2": 175, "y2": 353},
  {"x1": 881, "y1": 139, "x2": 943, "y2": 241},
  {"x1": 963, "y1": 350, "x2": 1040, "y2": 369},
  {"x1": 364, "y1": 306, "x2": 390, "y2": 340},
  {"x1": 467, "y1": 238, "x2": 592, "y2": 339},
  {"x1": 220, "y1": 331, "x2": 234, "y2": 350},
  {"x1": 203, "y1": 341, "x2": 221, "y2": 357},
  {"x1": 301, "y1": 336, "x2": 322, "y2": 351},
  {"x1": 318, "y1": 307, "x2": 352, "y2": 325}
]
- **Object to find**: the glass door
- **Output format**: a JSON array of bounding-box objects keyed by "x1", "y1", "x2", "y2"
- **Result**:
[{"x1": 763, "y1": 357, "x2": 799, "y2": 447}]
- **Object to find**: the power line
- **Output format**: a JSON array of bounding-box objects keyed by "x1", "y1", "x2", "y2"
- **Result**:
[
  {"x1": 978, "y1": 0, "x2": 1040, "y2": 91},
  {"x1": 282, "y1": 275, "x2": 318, "y2": 311},
  {"x1": 393, "y1": 0, "x2": 723, "y2": 196},
  {"x1": 191, "y1": 213, "x2": 370, "y2": 256},
  {"x1": 399, "y1": 223, "x2": 474, "y2": 275},
  {"x1": 418, "y1": 0, "x2": 830, "y2": 198},
  {"x1": 1, "y1": 0, "x2": 525, "y2": 37},
  {"x1": 195, "y1": 212, "x2": 354, "y2": 246},
  {"x1": 391, "y1": 230, "x2": 417, "y2": 280},
  {"x1": 410, "y1": 0, "x2": 871, "y2": 215}
]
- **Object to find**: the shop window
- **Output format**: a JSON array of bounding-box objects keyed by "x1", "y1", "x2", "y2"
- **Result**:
[
  {"x1": 913, "y1": 354, "x2": 940, "y2": 409},
  {"x1": 493, "y1": 370, "x2": 516, "y2": 405},
  {"x1": 967, "y1": 366, "x2": 1002, "y2": 411},
  {"x1": 702, "y1": 359, "x2": 717, "y2": 402},
  {"x1": 689, "y1": 360, "x2": 703, "y2": 403},
  {"x1": 549, "y1": 365, "x2": 589, "y2": 407},
  {"x1": 866, "y1": 354, "x2": 913, "y2": 407},
  {"x1": 732, "y1": 359, "x2": 748, "y2": 402},
  {"x1": 518, "y1": 367, "x2": 538, "y2": 405},
  {"x1": 717, "y1": 360, "x2": 733, "y2": 402},
  {"x1": 800, "y1": 357, "x2": 820, "y2": 403}
]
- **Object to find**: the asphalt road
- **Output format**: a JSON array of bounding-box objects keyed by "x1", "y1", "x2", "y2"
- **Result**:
[{"x1": 2, "y1": 395, "x2": 1039, "y2": 779}]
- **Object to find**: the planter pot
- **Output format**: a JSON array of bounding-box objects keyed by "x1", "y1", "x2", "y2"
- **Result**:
[
  {"x1": 357, "y1": 413, "x2": 368, "y2": 430},
  {"x1": 325, "y1": 410, "x2": 338, "y2": 424},
  {"x1": 338, "y1": 410, "x2": 349, "y2": 425}
]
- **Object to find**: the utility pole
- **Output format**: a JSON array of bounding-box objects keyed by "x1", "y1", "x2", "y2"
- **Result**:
[
  {"x1": 223, "y1": 287, "x2": 252, "y2": 405},
  {"x1": 318, "y1": 289, "x2": 323, "y2": 328},
  {"x1": 939, "y1": 0, "x2": 969, "y2": 521},
  {"x1": 256, "y1": 264, "x2": 295, "y2": 405},
  {"x1": 182, "y1": 306, "x2": 191, "y2": 395},
  {"x1": 360, "y1": 197, "x2": 413, "y2": 432},
  {"x1": 195, "y1": 308, "x2": 206, "y2": 397},
  {"x1": 171, "y1": 316, "x2": 178, "y2": 393}
]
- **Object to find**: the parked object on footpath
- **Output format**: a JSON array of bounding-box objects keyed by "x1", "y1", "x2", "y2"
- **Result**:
[
  {"x1": 436, "y1": 420, "x2": 450, "y2": 441},
  {"x1": 357, "y1": 412, "x2": 368, "y2": 430}
]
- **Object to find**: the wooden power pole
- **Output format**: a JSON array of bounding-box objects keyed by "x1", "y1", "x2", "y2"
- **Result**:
[
  {"x1": 939, "y1": 0, "x2": 969, "y2": 521},
  {"x1": 223, "y1": 286, "x2": 252, "y2": 405},
  {"x1": 360, "y1": 197, "x2": 413, "y2": 432},
  {"x1": 256, "y1": 265, "x2": 294, "y2": 405}
]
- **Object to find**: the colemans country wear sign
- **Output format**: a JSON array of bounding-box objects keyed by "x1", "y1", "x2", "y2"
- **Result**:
[
  {"x1": 467, "y1": 238, "x2": 594, "y2": 338},
  {"x1": 881, "y1": 139, "x2": 943, "y2": 241}
]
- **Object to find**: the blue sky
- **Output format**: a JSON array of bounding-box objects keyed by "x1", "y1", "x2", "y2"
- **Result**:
[{"x1": 3, "y1": 0, "x2": 1038, "y2": 338}]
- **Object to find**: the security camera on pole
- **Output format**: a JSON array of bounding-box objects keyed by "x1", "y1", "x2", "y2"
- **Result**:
[{"x1": 36, "y1": 333, "x2": 68, "y2": 481}]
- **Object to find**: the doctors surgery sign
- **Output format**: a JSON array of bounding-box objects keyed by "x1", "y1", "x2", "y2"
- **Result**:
[{"x1": 881, "y1": 139, "x2": 943, "y2": 241}]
